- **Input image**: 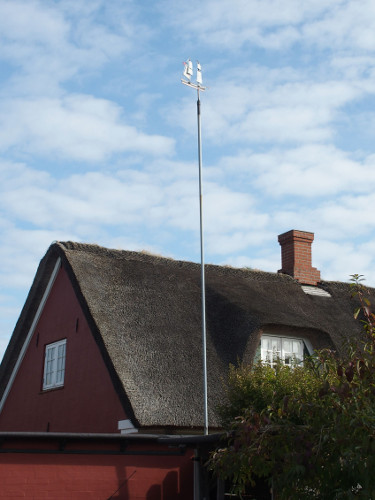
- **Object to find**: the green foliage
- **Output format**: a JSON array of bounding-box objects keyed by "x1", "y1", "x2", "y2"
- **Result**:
[
  {"x1": 208, "y1": 275, "x2": 375, "y2": 499},
  {"x1": 219, "y1": 360, "x2": 321, "y2": 427}
]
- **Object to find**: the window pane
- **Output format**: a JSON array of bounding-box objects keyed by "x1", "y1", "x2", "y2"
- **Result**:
[
  {"x1": 271, "y1": 339, "x2": 281, "y2": 352},
  {"x1": 45, "y1": 346, "x2": 56, "y2": 386},
  {"x1": 283, "y1": 340, "x2": 291, "y2": 352},
  {"x1": 293, "y1": 341, "x2": 301, "y2": 354},
  {"x1": 261, "y1": 336, "x2": 283, "y2": 367},
  {"x1": 56, "y1": 343, "x2": 66, "y2": 385}
]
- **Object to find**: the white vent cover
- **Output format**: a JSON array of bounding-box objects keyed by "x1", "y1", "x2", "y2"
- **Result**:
[
  {"x1": 301, "y1": 285, "x2": 331, "y2": 297},
  {"x1": 118, "y1": 419, "x2": 138, "y2": 434}
]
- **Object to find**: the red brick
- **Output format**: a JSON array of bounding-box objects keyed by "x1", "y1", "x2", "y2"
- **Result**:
[{"x1": 278, "y1": 229, "x2": 321, "y2": 285}]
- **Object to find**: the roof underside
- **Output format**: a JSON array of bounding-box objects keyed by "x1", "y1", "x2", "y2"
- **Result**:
[{"x1": 0, "y1": 242, "x2": 371, "y2": 429}]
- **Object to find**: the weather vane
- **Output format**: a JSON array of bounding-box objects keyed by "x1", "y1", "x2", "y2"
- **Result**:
[{"x1": 181, "y1": 59, "x2": 206, "y2": 92}]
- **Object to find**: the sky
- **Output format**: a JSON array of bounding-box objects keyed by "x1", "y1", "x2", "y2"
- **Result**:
[{"x1": 1, "y1": 0, "x2": 375, "y2": 359}]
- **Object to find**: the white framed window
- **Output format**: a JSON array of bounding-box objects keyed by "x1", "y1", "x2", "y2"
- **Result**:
[
  {"x1": 43, "y1": 339, "x2": 66, "y2": 390},
  {"x1": 260, "y1": 335, "x2": 306, "y2": 367}
]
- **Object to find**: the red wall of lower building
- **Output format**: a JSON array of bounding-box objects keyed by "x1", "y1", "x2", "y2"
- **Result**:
[
  {"x1": 0, "y1": 446, "x2": 194, "y2": 499},
  {"x1": 0, "y1": 266, "x2": 128, "y2": 432}
]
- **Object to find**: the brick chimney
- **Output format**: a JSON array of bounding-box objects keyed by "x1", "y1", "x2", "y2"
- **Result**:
[{"x1": 278, "y1": 230, "x2": 321, "y2": 285}]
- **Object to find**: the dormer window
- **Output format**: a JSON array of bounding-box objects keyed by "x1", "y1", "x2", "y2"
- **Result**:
[
  {"x1": 43, "y1": 339, "x2": 66, "y2": 390},
  {"x1": 259, "y1": 335, "x2": 310, "y2": 367}
]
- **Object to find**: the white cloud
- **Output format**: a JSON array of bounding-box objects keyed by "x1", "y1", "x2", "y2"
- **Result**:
[
  {"x1": 0, "y1": 159, "x2": 192, "y2": 232},
  {"x1": 315, "y1": 238, "x2": 375, "y2": 284},
  {"x1": 0, "y1": 0, "x2": 149, "y2": 97},
  {"x1": 0, "y1": 227, "x2": 75, "y2": 289},
  {"x1": 0, "y1": 95, "x2": 174, "y2": 161},
  {"x1": 0, "y1": 157, "x2": 267, "y2": 256},
  {"x1": 173, "y1": 71, "x2": 368, "y2": 148},
  {"x1": 164, "y1": 0, "x2": 375, "y2": 54},
  {"x1": 303, "y1": 0, "x2": 375, "y2": 52},
  {"x1": 312, "y1": 193, "x2": 375, "y2": 239},
  {"x1": 163, "y1": 0, "x2": 331, "y2": 48},
  {"x1": 0, "y1": 1, "x2": 68, "y2": 46},
  {"x1": 217, "y1": 145, "x2": 375, "y2": 198}
]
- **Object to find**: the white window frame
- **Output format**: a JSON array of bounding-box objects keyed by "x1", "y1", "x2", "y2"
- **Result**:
[
  {"x1": 43, "y1": 339, "x2": 66, "y2": 390},
  {"x1": 260, "y1": 335, "x2": 310, "y2": 367}
]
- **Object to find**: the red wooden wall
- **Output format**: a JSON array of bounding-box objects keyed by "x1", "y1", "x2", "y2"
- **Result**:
[
  {"x1": 0, "y1": 438, "x2": 194, "y2": 499},
  {"x1": 0, "y1": 266, "x2": 128, "y2": 432}
]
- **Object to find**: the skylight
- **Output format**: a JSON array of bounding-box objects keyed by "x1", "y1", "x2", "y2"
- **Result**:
[{"x1": 301, "y1": 286, "x2": 331, "y2": 297}]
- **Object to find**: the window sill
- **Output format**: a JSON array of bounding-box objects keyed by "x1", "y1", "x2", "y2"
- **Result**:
[{"x1": 40, "y1": 385, "x2": 64, "y2": 394}]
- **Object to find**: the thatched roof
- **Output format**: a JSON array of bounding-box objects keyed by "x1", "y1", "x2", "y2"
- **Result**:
[{"x1": 0, "y1": 242, "x2": 372, "y2": 430}]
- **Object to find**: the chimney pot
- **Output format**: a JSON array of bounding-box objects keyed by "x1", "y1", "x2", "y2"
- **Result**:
[{"x1": 278, "y1": 229, "x2": 321, "y2": 285}]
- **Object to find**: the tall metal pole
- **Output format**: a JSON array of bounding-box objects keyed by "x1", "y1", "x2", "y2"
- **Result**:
[
  {"x1": 197, "y1": 88, "x2": 208, "y2": 436},
  {"x1": 181, "y1": 60, "x2": 208, "y2": 436}
]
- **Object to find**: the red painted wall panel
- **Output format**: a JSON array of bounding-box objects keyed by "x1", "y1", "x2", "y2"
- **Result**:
[
  {"x1": 0, "y1": 447, "x2": 194, "y2": 500},
  {"x1": 0, "y1": 266, "x2": 128, "y2": 432}
]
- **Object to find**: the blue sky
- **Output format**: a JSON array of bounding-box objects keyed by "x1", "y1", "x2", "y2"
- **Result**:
[{"x1": 1, "y1": 0, "x2": 375, "y2": 359}]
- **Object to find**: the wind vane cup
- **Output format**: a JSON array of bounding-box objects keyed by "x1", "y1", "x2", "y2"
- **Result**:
[{"x1": 181, "y1": 59, "x2": 208, "y2": 435}]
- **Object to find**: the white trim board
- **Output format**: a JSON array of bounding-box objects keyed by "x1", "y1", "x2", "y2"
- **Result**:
[{"x1": 0, "y1": 257, "x2": 61, "y2": 413}]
